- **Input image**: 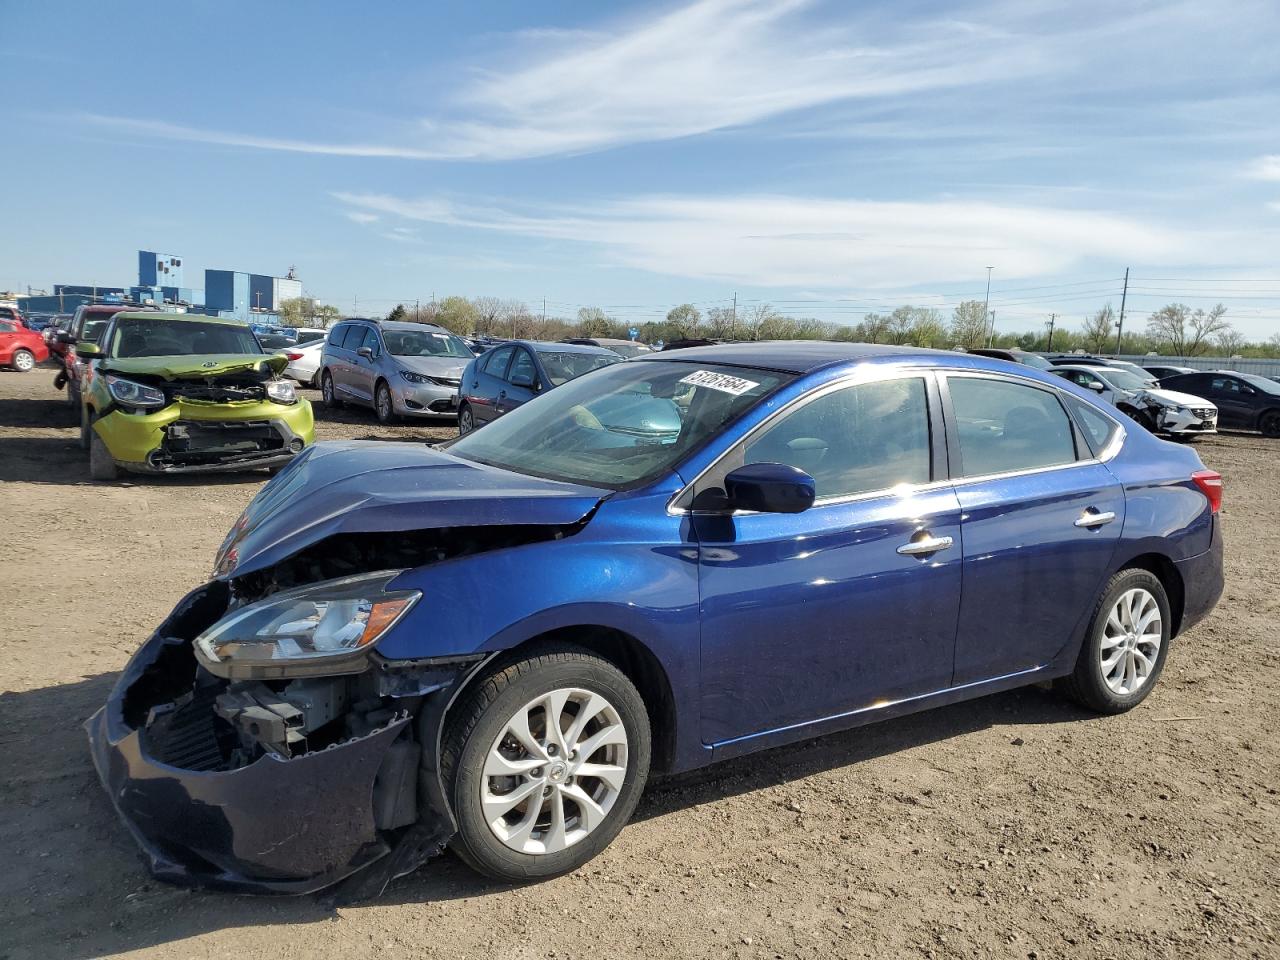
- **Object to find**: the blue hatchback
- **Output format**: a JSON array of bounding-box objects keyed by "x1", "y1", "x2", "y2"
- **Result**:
[{"x1": 88, "y1": 342, "x2": 1224, "y2": 894}]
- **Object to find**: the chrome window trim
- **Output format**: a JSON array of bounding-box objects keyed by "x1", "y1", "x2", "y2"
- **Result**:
[
  {"x1": 667, "y1": 364, "x2": 1128, "y2": 516},
  {"x1": 667, "y1": 366, "x2": 938, "y2": 516}
]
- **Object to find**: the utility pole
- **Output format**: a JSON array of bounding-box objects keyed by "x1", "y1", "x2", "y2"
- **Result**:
[
  {"x1": 986, "y1": 310, "x2": 997, "y2": 347},
  {"x1": 542, "y1": 298, "x2": 546, "y2": 323},
  {"x1": 1046, "y1": 313, "x2": 1056, "y2": 352},
  {"x1": 731, "y1": 292, "x2": 737, "y2": 339},
  {"x1": 414, "y1": 298, "x2": 420, "y2": 321},
  {"x1": 983, "y1": 266, "x2": 994, "y2": 321},
  {"x1": 1114, "y1": 267, "x2": 1129, "y2": 355}
]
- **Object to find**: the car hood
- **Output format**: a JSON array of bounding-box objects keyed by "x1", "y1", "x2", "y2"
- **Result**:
[
  {"x1": 391, "y1": 355, "x2": 470, "y2": 379},
  {"x1": 1140, "y1": 387, "x2": 1216, "y2": 408},
  {"x1": 213, "y1": 440, "x2": 609, "y2": 578},
  {"x1": 101, "y1": 353, "x2": 289, "y2": 379}
]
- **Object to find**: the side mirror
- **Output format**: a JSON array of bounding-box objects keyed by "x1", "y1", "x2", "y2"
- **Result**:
[
  {"x1": 510, "y1": 371, "x2": 537, "y2": 389},
  {"x1": 723, "y1": 463, "x2": 816, "y2": 514},
  {"x1": 1086, "y1": 381, "x2": 1104, "y2": 392},
  {"x1": 357, "y1": 346, "x2": 374, "y2": 360},
  {"x1": 75, "y1": 343, "x2": 103, "y2": 360}
]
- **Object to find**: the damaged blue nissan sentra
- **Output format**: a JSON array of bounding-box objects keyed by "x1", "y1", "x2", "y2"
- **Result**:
[{"x1": 87, "y1": 342, "x2": 1224, "y2": 896}]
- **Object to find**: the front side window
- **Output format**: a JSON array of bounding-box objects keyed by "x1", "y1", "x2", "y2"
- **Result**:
[
  {"x1": 507, "y1": 348, "x2": 537, "y2": 385},
  {"x1": 741, "y1": 377, "x2": 932, "y2": 499},
  {"x1": 0, "y1": 321, "x2": 14, "y2": 333},
  {"x1": 356, "y1": 327, "x2": 381, "y2": 354},
  {"x1": 949, "y1": 376, "x2": 1078, "y2": 477},
  {"x1": 481, "y1": 346, "x2": 513, "y2": 376},
  {"x1": 449, "y1": 360, "x2": 789, "y2": 489}
]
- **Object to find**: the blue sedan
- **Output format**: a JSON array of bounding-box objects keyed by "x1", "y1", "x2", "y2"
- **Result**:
[
  {"x1": 457, "y1": 339, "x2": 621, "y2": 435},
  {"x1": 88, "y1": 342, "x2": 1224, "y2": 893}
]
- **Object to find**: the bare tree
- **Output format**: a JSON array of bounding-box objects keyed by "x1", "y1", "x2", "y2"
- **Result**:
[
  {"x1": 738, "y1": 303, "x2": 781, "y2": 340},
  {"x1": 950, "y1": 300, "x2": 989, "y2": 349},
  {"x1": 1215, "y1": 327, "x2": 1246, "y2": 356},
  {"x1": 575, "y1": 306, "x2": 612, "y2": 337},
  {"x1": 705, "y1": 305, "x2": 736, "y2": 339},
  {"x1": 471, "y1": 296, "x2": 523, "y2": 336},
  {"x1": 1081, "y1": 304, "x2": 1115, "y2": 353},
  {"x1": 1146, "y1": 303, "x2": 1229, "y2": 357},
  {"x1": 859, "y1": 312, "x2": 891, "y2": 344}
]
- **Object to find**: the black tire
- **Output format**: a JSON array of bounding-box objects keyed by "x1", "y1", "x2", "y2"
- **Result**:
[
  {"x1": 11, "y1": 349, "x2": 35, "y2": 373},
  {"x1": 441, "y1": 646, "x2": 651, "y2": 882},
  {"x1": 88, "y1": 424, "x2": 119, "y2": 481},
  {"x1": 375, "y1": 380, "x2": 397, "y2": 424},
  {"x1": 1260, "y1": 410, "x2": 1280, "y2": 439},
  {"x1": 321, "y1": 370, "x2": 342, "y2": 408},
  {"x1": 1059, "y1": 568, "x2": 1172, "y2": 714},
  {"x1": 79, "y1": 404, "x2": 92, "y2": 450},
  {"x1": 1120, "y1": 406, "x2": 1155, "y2": 433},
  {"x1": 458, "y1": 403, "x2": 475, "y2": 436}
]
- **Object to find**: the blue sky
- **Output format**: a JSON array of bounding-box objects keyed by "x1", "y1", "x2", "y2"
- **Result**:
[{"x1": 4, "y1": 0, "x2": 1280, "y2": 337}]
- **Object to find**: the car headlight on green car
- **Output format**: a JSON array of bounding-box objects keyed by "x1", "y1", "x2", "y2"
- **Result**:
[
  {"x1": 265, "y1": 379, "x2": 298, "y2": 404},
  {"x1": 194, "y1": 571, "x2": 421, "y2": 679},
  {"x1": 106, "y1": 375, "x2": 167, "y2": 410}
]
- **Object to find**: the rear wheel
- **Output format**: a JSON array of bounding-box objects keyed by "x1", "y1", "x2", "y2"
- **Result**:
[
  {"x1": 88, "y1": 422, "x2": 119, "y2": 481},
  {"x1": 1261, "y1": 410, "x2": 1280, "y2": 439},
  {"x1": 321, "y1": 370, "x2": 342, "y2": 408},
  {"x1": 1059, "y1": 569, "x2": 1171, "y2": 713},
  {"x1": 12, "y1": 349, "x2": 35, "y2": 372},
  {"x1": 458, "y1": 403, "x2": 475, "y2": 436},
  {"x1": 441, "y1": 646, "x2": 651, "y2": 882},
  {"x1": 375, "y1": 380, "x2": 396, "y2": 423}
]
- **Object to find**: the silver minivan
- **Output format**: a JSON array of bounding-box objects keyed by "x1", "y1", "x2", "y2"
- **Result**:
[{"x1": 320, "y1": 319, "x2": 473, "y2": 422}]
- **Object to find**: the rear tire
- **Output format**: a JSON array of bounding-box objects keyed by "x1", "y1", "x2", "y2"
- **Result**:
[
  {"x1": 440, "y1": 646, "x2": 651, "y2": 882},
  {"x1": 12, "y1": 349, "x2": 35, "y2": 372},
  {"x1": 88, "y1": 425, "x2": 119, "y2": 481},
  {"x1": 1261, "y1": 410, "x2": 1280, "y2": 439},
  {"x1": 321, "y1": 370, "x2": 342, "y2": 408},
  {"x1": 1059, "y1": 569, "x2": 1171, "y2": 714}
]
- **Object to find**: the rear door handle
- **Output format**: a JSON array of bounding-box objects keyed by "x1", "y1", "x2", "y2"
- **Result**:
[
  {"x1": 1075, "y1": 509, "x2": 1116, "y2": 528},
  {"x1": 897, "y1": 534, "x2": 954, "y2": 556}
]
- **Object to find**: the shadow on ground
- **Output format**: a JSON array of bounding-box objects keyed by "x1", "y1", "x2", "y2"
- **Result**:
[{"x1": 0, "y1": 671, "x2": 1091, "y2": 960}]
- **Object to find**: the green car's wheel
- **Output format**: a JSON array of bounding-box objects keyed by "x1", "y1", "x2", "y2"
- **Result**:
[{"x1": 88, "y1": 423, "x2": 119, "y2": 481}]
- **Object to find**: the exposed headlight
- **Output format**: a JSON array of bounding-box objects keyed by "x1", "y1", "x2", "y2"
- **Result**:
[
  {"x1": 194, "y1": 571, "x2": 420, "y2": 679},
  {"x1": 400, "y1": 370, "x2": 459, "y2": 386},
  {"x1": 265, "y1": 379, "x2": 297, "y2": 404},
  {"x1": 106, "y1": 375, "x2": 167, "y2": 410}
]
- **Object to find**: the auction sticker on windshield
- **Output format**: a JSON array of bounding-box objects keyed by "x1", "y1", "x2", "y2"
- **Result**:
[{"x1": 679, "y1": 370, "x2": 760, "y2": 395}]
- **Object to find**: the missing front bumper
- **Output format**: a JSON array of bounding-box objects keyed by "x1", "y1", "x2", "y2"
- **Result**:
[{"x1": 85, "y1": 584, "x2": 460, "y2": 895}]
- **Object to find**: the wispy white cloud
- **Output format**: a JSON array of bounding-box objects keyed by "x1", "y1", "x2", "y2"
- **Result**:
[
  {"x1": 333, "y1": 190, "x2": 1214, "y2": 289},
  {"x1": 344, "y1": 211, "x2": 380, "y2": 224},
  {"x1": 1246, "y1": 155, "x2": 1280, "y2": 181}
]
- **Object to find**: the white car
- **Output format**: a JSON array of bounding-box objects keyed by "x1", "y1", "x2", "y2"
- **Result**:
[
  {"x1": 1051, "y1": 364, "x2": 1217, "y2": 437},
  {"x1": 283, "y1": 338, "x2": 326, "y2": 387}
]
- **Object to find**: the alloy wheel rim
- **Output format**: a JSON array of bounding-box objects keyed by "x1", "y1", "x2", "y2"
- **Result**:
[
  {"x1": 377, "y1": 388, "x2": 390, "y2": 419},
  {"x1": 460, "y1": 409, "x2": 473, "y2": 434},
  {"x1": 1100, "y1": 587, "x2": 1162, "y2": 695},
  {"x1": 481, "y1": 687, "x2": 628, "y2": 855},
  {"x1": 323, "y1": 375, "x2": 333, "y2": 402},
  {"x1": 15, "y1": 351, "x2": 33, "y2": 371}
]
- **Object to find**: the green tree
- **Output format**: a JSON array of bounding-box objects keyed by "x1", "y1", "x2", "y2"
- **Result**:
[
  {"x1": 665, "y1": 303, "x2": 702, "y2": 338},
  {"x1": 386, "y1": 304, "x2": 409, "y2": 323},
  {"x1": 576, "y1": 306, "x2": 612, "y2": 337},
  {"x1": 950, "y1": 300, "x2": 990, "y2": 349},
  {"x1": 277, "y1": 296, "x2": 341, "y2": 328}
]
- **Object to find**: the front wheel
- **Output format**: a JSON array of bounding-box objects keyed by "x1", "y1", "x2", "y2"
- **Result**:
[
  {"x1": 11, "y1": 349, "x2": 35, "y2": 372},
  {"x1": 88, "y1": 425, "x2": 119, "y2": 481},
  {"x1": 321, "y1": 370, "x2": 342, "y2": 408},
  {"x1": 1059, "y1": 569, "x2": 1171, "y2": 713},
  {"x1": 441, "y1": 647, "x2": 651, "y2": 882},
  {"x1": 458, "y1": 403, "x2": 475, "y2": 436},
  {"x1": 375, "y1": 380, "x2": 396, "y2": 423},
  {"x1": 1121, "y1": 406, "x2": 1155, "y2": 432},
  {"x1": 1261, "y1": 410, "x2": 1280, "y2": 439}
]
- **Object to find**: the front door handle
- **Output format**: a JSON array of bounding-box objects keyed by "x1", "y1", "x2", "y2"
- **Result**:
[
  {"x1": 1075, "y1": 509, "x2": 1116, "y2": 528},
  {"x1": 897, "y1": 533, "x2": 954, "y2": 556}
]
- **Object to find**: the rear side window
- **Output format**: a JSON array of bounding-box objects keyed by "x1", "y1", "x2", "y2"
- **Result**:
[
  {"x1": 481, "y1": 346, "x2": 514, "y2": 376},
  {"x1": 742, "y1": 376, "x2": 932, "y2": 499},
  {"x1": 948, "y1": 376, "x2": 1078, "y2": 477},
  {"x1": 328, "y1": 324, "x2": 352, "y2": 348},
  {"x1": 1063, "y1": 394, "x2": 1119, "y2": 456}
]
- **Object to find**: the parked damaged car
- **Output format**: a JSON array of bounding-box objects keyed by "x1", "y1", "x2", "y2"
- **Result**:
[
  {"x1": 88, "y1": 343, "x2": 1224, "y2": 897},
  {"x1": 76, "y1": 311, "x2": 315, "y2": 479},
  {"x1": 1049, "y1": 363, "x2": 1218, "y2": 437}
]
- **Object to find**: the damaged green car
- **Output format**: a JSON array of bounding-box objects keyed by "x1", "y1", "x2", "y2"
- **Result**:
[{"x1": 75, "y1": 312, "x2": 315, "y2": 479}]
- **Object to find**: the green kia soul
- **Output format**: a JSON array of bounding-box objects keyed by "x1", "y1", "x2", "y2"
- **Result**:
[{"x1": 76, "y1": 311, "x2": 315, "y2": 480}]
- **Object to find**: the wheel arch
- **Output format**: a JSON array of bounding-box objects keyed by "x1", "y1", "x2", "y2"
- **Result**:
[{"x1": 1114, "y1": 552, "x2": 1185, "y2": 638}]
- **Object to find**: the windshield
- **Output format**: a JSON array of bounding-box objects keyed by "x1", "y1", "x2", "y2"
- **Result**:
[
  {"x1": 107, "y1": 318, "x2": 263, "y2": 358},
  {"x1": 449, "y1": 360, "x2": 791, "y2": 489},
  {"x1": 383, "y1": 329, "x2": 473, "y2": 358},
  {"x1": 1238, "y1": 373, "x2": 1280, "y2": 395},
  {"x1": 607, "y1": 342, "x2": 651, "y2": 358},
  {"x1": 1095, "y1": 368, "x2": 1150, "y2": 391},
  {"x1": 536, "y1": 349, "x2": 622, "y2": 385},
  {"x1": 1016, "y1": 353, "x2": 1053, "y2": 370}
]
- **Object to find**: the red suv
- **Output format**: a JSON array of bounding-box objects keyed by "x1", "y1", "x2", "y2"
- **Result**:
[
  {"x1": 0, "y1": 305, "x2": 29, "y2": 329},
  {"x1": 0, "y1": 317, "x2": 50, "y2": 371},
  {"x1": 58, "y1": 303, "x2": 137, "y2": 403}
]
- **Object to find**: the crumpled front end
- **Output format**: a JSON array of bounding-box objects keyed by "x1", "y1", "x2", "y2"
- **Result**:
[{"x1": 86, "y1": 582, "x2": 470, "y2": 896}]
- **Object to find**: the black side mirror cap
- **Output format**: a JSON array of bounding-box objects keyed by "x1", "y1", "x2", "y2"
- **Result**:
[{"x1": 723, "y1": 462, "x2": 816, "y2": 514}]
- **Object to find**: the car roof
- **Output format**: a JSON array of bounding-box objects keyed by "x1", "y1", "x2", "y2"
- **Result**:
[
  {"x1": 112, "y1": 311, "x2": 247, "y2": 326},
  {"x1": 632, "y1": 340, "x2": 968, "y2": 374},
  {"x1": 511, "y1": 339, "x2": 619, "y2": 356},
  {"x1": 359, "y1": 319, "x2": 453, "y2": 333}
]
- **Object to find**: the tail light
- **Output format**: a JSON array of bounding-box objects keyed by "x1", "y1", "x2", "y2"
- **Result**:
[
  {"x1": 1191, "y1": 469, "x2": 1222, "y2": 513},
  {"x1": 285, "y1": 351, "x2": 304, "y2": 360}
]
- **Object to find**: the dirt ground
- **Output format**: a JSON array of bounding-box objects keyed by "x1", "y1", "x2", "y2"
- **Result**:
[{"x1": 1, "y1": 363, "x2": 1276, "y2": 960}]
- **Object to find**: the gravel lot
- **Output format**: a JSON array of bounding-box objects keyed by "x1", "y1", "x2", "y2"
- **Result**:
[{"x1": 1, "y1": 365, "x2": 1277, "y2": 960}]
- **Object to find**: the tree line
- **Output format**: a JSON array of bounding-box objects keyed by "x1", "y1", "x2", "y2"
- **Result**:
[{"x1": 286, "y1": 294, "x2": 1280, "y2": 359}]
